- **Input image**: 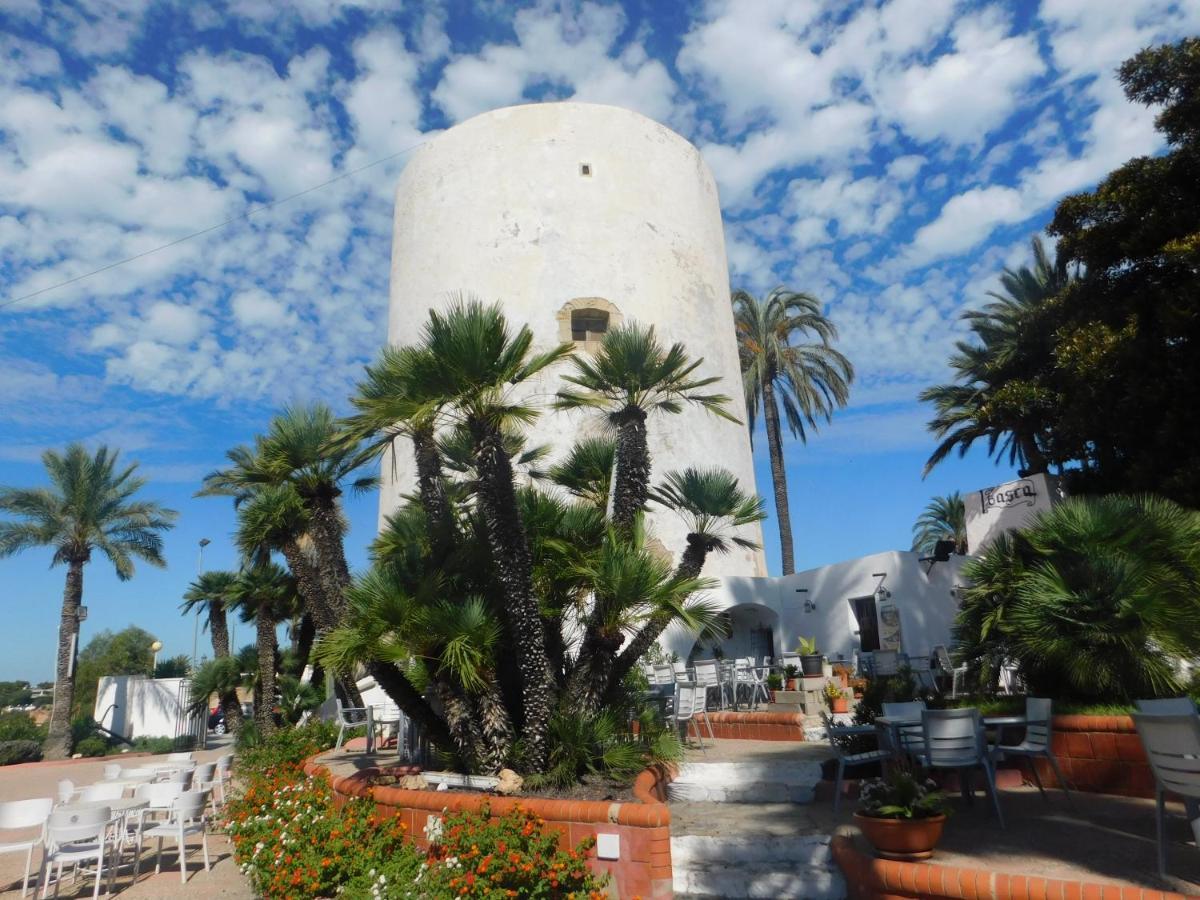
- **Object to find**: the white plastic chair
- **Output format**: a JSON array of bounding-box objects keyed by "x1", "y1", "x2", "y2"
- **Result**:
[
  {"x1": 55, "y1": 781, "x2": 78, "y2": 805},
  {"x1": 920, "y1": 708, "x2": 1004, "y2": 828},
  {"x1": 1137, "y1": 697, "x2": 1198, "y2": 715},
  {"x1": 995, "y1": 697, "x2": 1071, "y2": 801},
  {"x1": 672, "y1": 661, "x2": 689, "y2": 680},
  {"x1": 38, "y1": 805, "x2": 115, "y2": 899},
  {"x1": 159, "y1": 768, "x2": 193, "y2": 790},
  {"x1": 210, "y1": 755, "x2": 234, "y2": 809},
  {"x1": 334, "y1": 699, "x2": 372, "y2": 750},
  {"x1": 0, "y1": 797, "x2": 53, "y2": 897},
  {"x1": 734, "y1": 657, "x2": 769, "y2": 708},
  {"x1": 138, "y1": 791, "x2": 211, "y2": 883},
  {"x1": 691, "y1": 659, "x2": 727, "y2": 710},
  {"x1": 1132, "y1": 712, "x2": 1200, "y2": 878},
  {"x1": 651, "y1": 663, "x2": 676, "y2": 686},
  {"x1": 101, "y1": 765, "x2": 121, "y2": 782},
  {"x1": 933, "y1": 645, "x2": 968, "y2": 698},
  {"x1": 672, "y1": 681, "x2": 715, "y2": 749}
]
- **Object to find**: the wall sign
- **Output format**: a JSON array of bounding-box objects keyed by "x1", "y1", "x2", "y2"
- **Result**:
[{"x1": 964, "y1": 472, "x2": 1062, "y2": 556}]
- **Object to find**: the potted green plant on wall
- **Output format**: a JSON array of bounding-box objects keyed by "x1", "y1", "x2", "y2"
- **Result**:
[
  {"x1": 783, "y1": 664, "x2": 800, "y2": 690},
  {"x1": 796, "y1": 636, "x2": 823, "y2": 676},
  {"x1": 766, "y1": 672, "x2": 783, "y2": 702},
  {"x1": 855, "y1": 769, "x2": 948, "y2": 860},
  {"x1": 823, "y1": 681, "x2": 849, "y2": 714}
]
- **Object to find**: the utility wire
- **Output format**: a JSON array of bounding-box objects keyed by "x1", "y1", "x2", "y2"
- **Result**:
[{"x1": 0, "y1": 140, "x2": 427, "y2": 311}]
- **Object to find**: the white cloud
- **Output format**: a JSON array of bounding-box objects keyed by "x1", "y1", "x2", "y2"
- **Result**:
[
  {"x1": 231, "y1": 289, "x2": 289, "y2": 329},
  {"x1": 141, "y1": 301, "x2": 206, "y2": 346}
]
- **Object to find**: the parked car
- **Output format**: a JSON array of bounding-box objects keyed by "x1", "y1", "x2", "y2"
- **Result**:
[{"x1": 208, "y1": 703, "x2": 253, "y2": 733}]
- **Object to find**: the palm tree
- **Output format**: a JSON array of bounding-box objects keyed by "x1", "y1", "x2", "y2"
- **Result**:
[
  {"x1": 181, "y1": 571, "x2": 243, "y2": 734},
  {"x1": 547, "y1": 436, "x2": 616, "y2": 510},
  {"x1": 732, "y1": 288, "x2": 853, "y2": 575},
  {"x1": 228, "y1": 562, "x2": 296, "y2": 735},
  {"x1": 921, "y1": 237, "x2": 1076, "y2": 478},
  {"x1": 388, "y1": 297, "x2": 573, "y2": 770},
  {"x1": 555, "y1": 322, "x2": 737, "y2": 531},
  {"x1": 0, "y1": 445, "x2": 176, "y2": 759},
  {"x1": 610, "y1": 468, "x2": 765, "y2": 686},
  {"x1": 911, "y1": 492, "x2": 968, "y2": 555}
]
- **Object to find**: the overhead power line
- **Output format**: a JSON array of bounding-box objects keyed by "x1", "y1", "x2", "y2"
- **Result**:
[{"x1": 0, "y1": 140, "x2": 427, "y2": 311}]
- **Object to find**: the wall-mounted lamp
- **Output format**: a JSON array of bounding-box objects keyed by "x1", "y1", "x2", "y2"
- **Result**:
[
  {"x1": 795, "y1": 587, "x2": 816, "y2": 613},
  {"x1": 872, "y1": 572, "x2": 891, "y2": 602}
]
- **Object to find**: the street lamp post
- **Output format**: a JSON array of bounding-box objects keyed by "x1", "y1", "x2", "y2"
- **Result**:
[
  {"x1": 150, "y1": 640, "x2": 163, "y2": 677},
  {"x1": 192, "y1": 538, "x2": 211, "y2": 670}
]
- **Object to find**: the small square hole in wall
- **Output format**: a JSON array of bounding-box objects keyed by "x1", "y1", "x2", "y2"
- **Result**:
[{"x1": 580, "y1": 163, "x2": 592, "y2": 176}]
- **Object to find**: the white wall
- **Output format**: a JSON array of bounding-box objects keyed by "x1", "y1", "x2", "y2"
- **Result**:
[
  {"x1": 95, "y1": 676, "x2": 193, "y2": 740},
  {"x1": 964, "y1": 472, "x2": 1062, "y2": 554},
  {"x1": 381, "y1": 102, "x2": 765, "y2": 577},
  {"x1": 659, "y1": 550, "x2": 968, "y2": 665}
]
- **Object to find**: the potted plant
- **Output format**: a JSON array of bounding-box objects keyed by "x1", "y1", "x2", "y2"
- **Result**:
[
  {"x1": 766, "y1": 672, "x2": 783, "y2": 702},
  {"x1": 783, "y1": 664, "x2": 800, "y2": 690},
  {"x1": 796, "y1": 636, "x2": 823, "y2": 677},
  {"x1": 855, "y1": 769, "x2": 948, "y2": 861},
  {"x1": 831, "y1": 662, "x2": 852, "y2": 689},
  {"x1": 823, "y1": 681, "x2": 849, "y2": 714}
]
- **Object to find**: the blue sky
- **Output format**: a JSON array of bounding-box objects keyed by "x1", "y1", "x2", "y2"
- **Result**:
[{"x1": 1, "y1": 0, "x2": 1196, "y2": 682}]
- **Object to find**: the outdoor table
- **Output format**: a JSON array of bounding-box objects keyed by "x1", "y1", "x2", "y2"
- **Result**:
[
  {"x1": 62, "y1": 797, "x2": 149, "y2": 818},
  {"x1": 873, "y1": 715, "x2": 922, "y2": 759}
]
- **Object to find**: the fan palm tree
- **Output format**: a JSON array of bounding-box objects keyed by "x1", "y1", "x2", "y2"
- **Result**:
[
  {"x1": 0, "y1": 444, "x2": 177, "y2": 759},
  {"x1": 610, "y1": 468, "x2": 765, "y2": 686},
  {"x1": 181, "y1": 570, "x2": 243, "y2": 734},
  {"x1": 401, "y1": 297, "x2": 573, "y2": 769},
  {"x1": 555, "y1": 322, "x2": 737, "y2": 531},
  {"x1": 921, "y1": 237, "x2": 1076, "y2": 478},
  {"x1": 911, "y1": 492, "x2": 968, "y2": 555},
  {"x1": 732, "y1": 288, "x2": 853, "y2": 575},
  {"x1": 228, "y1": 562, "x2": 297, "y2": 735},
  {"x1": 547, "y1": 436, "x2": 616, "y2": 510}
]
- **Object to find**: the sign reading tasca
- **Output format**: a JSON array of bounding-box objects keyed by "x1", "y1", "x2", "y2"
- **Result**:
[{"x1": 964, "y1": 472, "x2": 1062, "y2": 555}]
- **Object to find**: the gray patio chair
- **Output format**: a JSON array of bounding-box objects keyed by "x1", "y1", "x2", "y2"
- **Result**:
[
  {"x1": 995, "y1": 697, "x2": 1071, "y2": 801},
  {"x1": 1137, "y1": 697, "x2": 1198, "y2": 715},
  {"x1": 1132, "y1": 712, "x2": 1200, "y2": 878},
  {"x1": 820, "y1": 712, "x2": 891, "y2": 815},
  {"x1": 882, "y1": 700, "x2": 927, "y2": 758},
  {"x1": 920, "y1": 707, "x2": 1005, "y2": 828}
]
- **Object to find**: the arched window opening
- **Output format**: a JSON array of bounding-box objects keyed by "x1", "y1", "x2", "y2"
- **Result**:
[{"x1": 570, "y1": 308, "x2": 610, "y2": 343}]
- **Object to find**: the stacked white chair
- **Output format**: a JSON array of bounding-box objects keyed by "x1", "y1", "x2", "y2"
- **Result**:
[{"x1": 0, "y1": 797, "x2": 54, "y2": 897}]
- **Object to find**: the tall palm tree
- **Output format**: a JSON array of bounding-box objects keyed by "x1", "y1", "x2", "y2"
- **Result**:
[
  {"x1": 732, "y1": 288, "x2": 853, "y2": 575},
  {"x1": 228, "y1": 562, "x2": 296, "y2": 735},
  {"x1": 921, "y1": 237, "x2": 1076, "y2": 478},
  {"x1": 610, "y1": 468, "x2": 765, "y2": 685},
  {"x1": 911, "y1": 492, "x2": 968, "y2": 555},
  {"x1": 555, "y1": 323, "x2": 737, "y2": 531},
  {"x1": 547, "y1": 436, "x2": 616, "y2": 510},
  {"x1": 0, "y1": 444, "x2": 177, "y2": 759},
  {"x1": 181, "y1": 570, "x2": 243, "y2": 734}
]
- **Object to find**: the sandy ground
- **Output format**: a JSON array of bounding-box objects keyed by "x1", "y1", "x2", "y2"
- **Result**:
[{"x1": 0, "y1": 740, "x2": 252, "y2": 899}]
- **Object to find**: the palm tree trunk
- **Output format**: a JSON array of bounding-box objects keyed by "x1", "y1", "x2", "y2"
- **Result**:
[
  {"x1": 472, "y1": 681, "x2": 514, "y2": 774},
  {"x1": 1019, "y1": 434, "x2": 1049, "y2": 475},
  {"x1": 566, "y1": 628, "x2": 625, "y2": 715},
  {"x1": 254, "y1": 612, "x2": 277, "y2": 736},
  {"x1": 207, "y1": 604, "x2": 243, "y2": 734},
  {"x1": 366, "y1": 661, "x2": 452, "y2": 750},
  {"x1": 607, "y1": 537, "x2": 709, "y2": 692},
  {"x1": 431, "y1": 680, "x2": 483, "y2": 773},
  {"x1": 307, "y1": 497, "x2": 351, "y2": 612},
  {"x1": 762, "y1": 381, "x2": 796, "y2": 575},
  {"x1": 44, "y1": 560, "x2": 84, "y2": 760},
  {"x1": 469, "y1": 418, "x2": 552, "y2": 771},
  {"x1": 280, "y1": 540, "x2": 363, "y2": 708},
  {"x1": 293, "y1": 613, "x2": 316, "y2": 676},
  {"x1": 611, "y1": 409, "x2": 650, "y2": 531},
  {"x1": 412, "y1": 424, "x2": 455, "y2": 559}
]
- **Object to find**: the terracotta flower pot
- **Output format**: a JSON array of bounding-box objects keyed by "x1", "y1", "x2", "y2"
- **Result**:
[
  {"x1": 786, "y1": 678, "x2": 799, "y2": 691},
  {"x1": 854, "y1": 813, "x2": 946, "y2": 861},
  {"x1": 831, "y1": 697, "x2": 849, "y2": 714}
]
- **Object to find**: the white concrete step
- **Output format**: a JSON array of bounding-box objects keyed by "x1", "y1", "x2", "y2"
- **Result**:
[
  {"x1": 670, "y1": 835, "x2": 845, "y2": 899},
  {"x1": 666, "y1": 760, "x2": 824, "y2": 804}
]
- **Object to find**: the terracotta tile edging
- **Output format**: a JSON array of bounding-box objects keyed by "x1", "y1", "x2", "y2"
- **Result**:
[{"x1": 830, "y1": 833, "x2": 1200, "y2": 900}]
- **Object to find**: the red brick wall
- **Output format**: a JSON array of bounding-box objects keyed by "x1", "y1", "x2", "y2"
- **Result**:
[
  {"x1": 307, "y1": 757, "x2": 677, "y2": 899},
  {"x1": 686, "y1": 711, "x2": 806, "y2": 741},
  {"x1": 1029, "y1": 715, "x2": 1154, "y2": 798}
]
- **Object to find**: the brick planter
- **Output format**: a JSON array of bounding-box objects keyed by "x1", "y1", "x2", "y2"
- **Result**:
[
  {"x1": 831, "y1": 832, "x2": 1196, "y2": 900},
  {"x1": 305, "y1": 756, "x2": 677, "y2": 899},
  {"x1": 686, "y1": 711, "x2": 807, "y2": 741},
  {"x1": 1033, "y1": 715, "x2": 1154, "y2": 798}
]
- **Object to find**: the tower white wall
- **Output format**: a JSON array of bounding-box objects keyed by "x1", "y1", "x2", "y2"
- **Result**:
[{"x1": 382, "y1": 102, "x2": 766, "y2": 577}]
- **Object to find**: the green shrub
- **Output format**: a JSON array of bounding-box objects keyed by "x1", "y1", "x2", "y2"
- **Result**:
[
  {"x1": 74, "y1": 736, "x2": 108, "y2": 757},
  {"x1": 234, "y1": 720, "x2": 339, "y2": 777},
  {"x1": 0, "y1": 712, "x2": 45, "y2": 743},
  {"x1": 0, "y1": 740, "x2": 42, "y2": 765}
]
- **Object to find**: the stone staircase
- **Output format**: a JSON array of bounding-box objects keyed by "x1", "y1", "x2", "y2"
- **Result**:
[{"x1": 668, "y1": 753, "x2": 846, "y2": 899}]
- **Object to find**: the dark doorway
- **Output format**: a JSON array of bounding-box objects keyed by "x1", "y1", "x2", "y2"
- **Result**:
[{"x1": 851, "y1": 595, "x2": 880, "y2": 652}]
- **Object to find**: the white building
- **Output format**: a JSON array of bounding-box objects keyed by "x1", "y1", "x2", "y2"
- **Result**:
[{"x1": 380, "y1": 102, "x2": 765, "y2": 577}]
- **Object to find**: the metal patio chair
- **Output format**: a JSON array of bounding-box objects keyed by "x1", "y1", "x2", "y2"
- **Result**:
[
  {"x1": 1132, "y1": 712, "x2": 1200, "y2": 878},
  {"x1": 820, "y1": 712, "x2": 890, "y2": 815},
  {"x1": 995, "y1": 697, "x2": 1071, "y2": 801},
  {"x1": 921, "y1": 707, "x2": 1005, "y2": 828}
]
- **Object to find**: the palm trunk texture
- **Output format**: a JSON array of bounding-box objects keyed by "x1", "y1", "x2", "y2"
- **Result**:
[
  {"x1": 207, "y1": 603, "x2": 243, "y2": 734},
  {"x1": 762, "y1": 381, "x2": 796, "y2": 575},
  {"x1": 611, "y1": 410, "x2": 650, "y2": 531},
  {"x1": 44, "y1": 560, "x2": 84, "y2": 760},
  {"x1": 255, "y1": 614, "x2": 277, "y2": 736},
  {"x1": 470, "y1": 419, "x2": 552, "y2": 771}
]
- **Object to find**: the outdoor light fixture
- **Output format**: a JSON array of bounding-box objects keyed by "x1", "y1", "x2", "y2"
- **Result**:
[
  {"x1": 796, "y1": 587, "x2": 816, "y2": 613},
  {"x1": 872, "y1": 572, "x2": 891, "y2": 602}
]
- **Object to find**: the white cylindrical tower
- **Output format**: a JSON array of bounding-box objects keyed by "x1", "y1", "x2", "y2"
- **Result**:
[{"x1": 381, "y1": 102, "x2": 766, "y2": 577}]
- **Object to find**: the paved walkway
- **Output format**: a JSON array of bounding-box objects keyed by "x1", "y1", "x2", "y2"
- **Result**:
[{"x1": 0, "y1": 743, "x2": 252, "y2": 899}]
